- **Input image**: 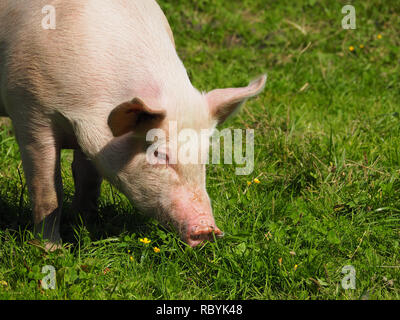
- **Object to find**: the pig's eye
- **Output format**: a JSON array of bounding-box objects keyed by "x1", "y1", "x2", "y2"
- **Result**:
[{"x1": 154, "y1": 150, "x2": 169, "y2": 165}]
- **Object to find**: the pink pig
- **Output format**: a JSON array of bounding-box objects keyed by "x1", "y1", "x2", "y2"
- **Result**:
[{"x1": 0, "y1": 0, "x2": 266, "y2": 250}]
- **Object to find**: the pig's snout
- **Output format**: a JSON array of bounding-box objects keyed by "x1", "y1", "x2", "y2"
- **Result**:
[
  {"x1": 170, "y1": 188, "x2": 223, "y2": 247},
  {"x1": 185, "y1": 216, "x2": 224, "y2": 247}
]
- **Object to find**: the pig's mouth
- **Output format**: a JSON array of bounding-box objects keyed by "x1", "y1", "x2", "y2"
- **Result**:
[
  {"x1": 154, "y1": 208, "x2": 224, "y2": 247},
  {"x1": 185, "y1": 217, "x2": 224, "y2": 247}
]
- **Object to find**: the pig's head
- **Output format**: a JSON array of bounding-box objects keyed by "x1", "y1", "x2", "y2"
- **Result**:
[{"x1": 105, "y1": 75, "x2": 266, "y2": 247}]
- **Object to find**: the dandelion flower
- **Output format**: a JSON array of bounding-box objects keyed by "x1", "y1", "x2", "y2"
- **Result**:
[
  {"x1": 253, "y1": 178, "x2": 260, "y2": 184},
  {"x1": 247, "y1": 181, "x2": 252, "y2": 186},
  {"x1": 278, "y1": 258, "x2": 282, "y2": 266},
  {"x1": 153, "y1": 247, "x2": 161, "y2": 253},
  {"x1": 129, "y1": 256, "x2": 134, "y2": 262},
  {"x1": 349, "y1": 46, "x2": 355, "y2": 52},
  {"x1": 377, "y1": 34, "x2": 382, "y2": 39},
  {"x1": 139, "y1": 237, "x2": 151, "y2": 244},
  {"x1": 294, "y1": 264, "x2": 298, "y2": 271}
]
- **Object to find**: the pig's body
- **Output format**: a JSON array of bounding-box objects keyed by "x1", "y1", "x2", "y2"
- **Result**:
[
  {"x1": 0, "y1": 0, "x2": 266, "y2": 249},
  {"x1": 0, "y1": 0, "x2": 183, "y2": 150}
]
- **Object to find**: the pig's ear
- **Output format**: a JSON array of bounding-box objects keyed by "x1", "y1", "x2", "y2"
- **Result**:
[
  {"x1": 206, "y1": 75, "x2": 267, "y2": 125},
  {"x1": 108, "y1": 98, "x2": 166, "y2": 137}
]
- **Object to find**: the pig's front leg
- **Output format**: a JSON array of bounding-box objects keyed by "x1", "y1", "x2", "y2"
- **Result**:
[
  {"x1": 14, "y1": 125, "x2": 63, "y2": 251},
  {"x1": 71, "y1": 150, "x2": 103, "y2": 225}
]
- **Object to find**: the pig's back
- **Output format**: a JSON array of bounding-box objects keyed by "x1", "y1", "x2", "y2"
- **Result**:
[{"x1": 1, "y1": 0, "x2": 185, "y2": 119}]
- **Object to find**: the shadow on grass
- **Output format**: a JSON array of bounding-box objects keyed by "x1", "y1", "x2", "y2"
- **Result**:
[
  {"x1": 0, "y1": 195, "x2": 32, "y2": 233},
  {"x1": 0, "y1": 194, "x2": 154, "y2": 248},
  {"x1": 61, "y1": 202, "x2": 154, "y2": 246}
]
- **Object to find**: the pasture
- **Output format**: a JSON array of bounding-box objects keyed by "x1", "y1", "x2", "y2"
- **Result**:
[{"x1": 0, "y1": 0, "x2": 399, "y2": 299}]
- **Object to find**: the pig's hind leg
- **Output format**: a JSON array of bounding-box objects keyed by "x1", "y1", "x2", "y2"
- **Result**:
[
  {"x1": 71, "y1": 150, "x2": 103, "y2": 226},
  {"x1": 13, "y1": 125, "x2": 64, "y2": 251}
]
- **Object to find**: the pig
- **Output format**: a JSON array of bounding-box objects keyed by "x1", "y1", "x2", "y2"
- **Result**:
[{"x1": 0, "y1": 0, "x2": 266, "y2": 250}]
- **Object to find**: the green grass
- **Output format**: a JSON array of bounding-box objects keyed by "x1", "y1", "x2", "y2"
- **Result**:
[{"x1": 1, "y1": 0, "x2": 400, "y2": 299}]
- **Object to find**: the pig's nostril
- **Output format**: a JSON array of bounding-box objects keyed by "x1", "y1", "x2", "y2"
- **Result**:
[
  {"x1": 191, "y1": 226, "x2": 211, "y2": 237},
  {"x1": 189, "y1": 225, "x2": 223, "y2": 240},
  {"x1": 186, "y1": 219, "x2": 224, "y2": 247}
]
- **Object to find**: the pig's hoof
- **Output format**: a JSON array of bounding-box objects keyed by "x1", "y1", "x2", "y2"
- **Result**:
[
  {"x1": 28, "y1": 239, "x2": 63, "y2": 253},
  {"x1": 44, "y1": 241, "x2": 63, "y2": 252},
  {"x1": 187, "y1": 225, "x2": 224, "y2": 247}
]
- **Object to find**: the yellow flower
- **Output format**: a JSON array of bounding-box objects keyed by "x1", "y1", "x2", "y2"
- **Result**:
[
  {"x1": 129, "y1": 256, "x2": 134, "y2": 262},
  {"x1": 139, "y1": 237, "x2": 151, "y2": 244},
  {"x1": 153, "y1": 247, "x2": 161, "y2": 253},
  {"x1": 0, "y1": 280, "x2": 7, "y2": 286},
  {"x1": 253, "y1": 178, "x2": 260, "y2": 184},
  {"x1": 294, "y1": 264, "x2": 298, "y2": 271},
  {"x1": 377, "y1": 34, "x2": 382, "y2": 39},
  {"x1": 278, "y1": 258, "x2": 282, "y2": 266},
  {"x1": 247, "y1": 181, "x2": 252, "y2": 186},
  {"x1": 349, "y1": 46, "x2": 355, "y2": 52},
  {"x1": 359, "y1": 44, "x2": 364, "y2": 49}
]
